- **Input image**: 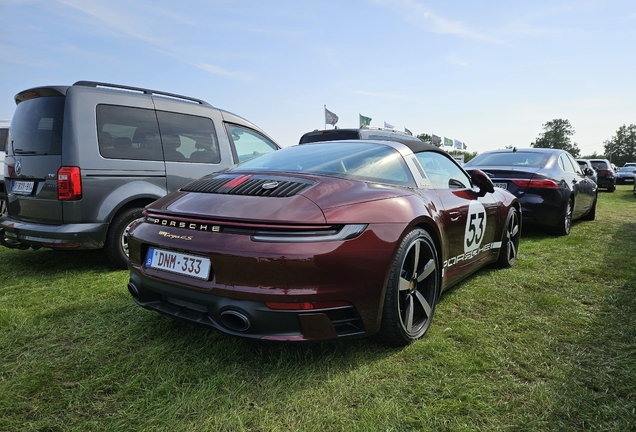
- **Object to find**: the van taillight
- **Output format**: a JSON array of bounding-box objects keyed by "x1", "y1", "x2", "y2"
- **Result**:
[{"x1": 58, "y1": 166, "x2": 82, "y2": 200}]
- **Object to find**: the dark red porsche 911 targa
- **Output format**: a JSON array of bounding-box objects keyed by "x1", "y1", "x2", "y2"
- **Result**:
[{"x1": 127, "y1": 139, "x2": 521, "y2": 345}]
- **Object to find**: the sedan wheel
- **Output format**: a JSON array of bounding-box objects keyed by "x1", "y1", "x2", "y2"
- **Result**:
[
  {"x1": 497, "y1": 207, "x2": 520, "y2": 268},
  {"x1": 377, "y1": 229, "x2": 440, "y2": 346},
  {"x1": 554, "y1": 199, "x2": 573, "y2": 236}
]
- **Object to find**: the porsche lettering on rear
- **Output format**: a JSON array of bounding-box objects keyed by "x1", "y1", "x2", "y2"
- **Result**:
[{"x1": 151, "y1": 217, "x2": 220, "y2": 232}]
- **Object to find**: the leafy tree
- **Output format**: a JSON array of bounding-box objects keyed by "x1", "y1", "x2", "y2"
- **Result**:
[
  {"x1": 531, "y1": 119, "x2": 580, "y2": 158},
  {"x1": 603, "y1": 124, "x2": 636, "y2": 166},
  {"x1": 580, "y1": 152, "x2": 604, "y2": 159},
  {"x1": 417, "y1": 133, "x2": 433, "y2": 145}
]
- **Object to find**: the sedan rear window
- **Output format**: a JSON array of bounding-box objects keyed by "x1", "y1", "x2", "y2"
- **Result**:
[
  {"x1": 10, "y1": 96, "x2": 65, "y2": 155},
  {"x1": 468, "y1": 152, "x2": 549, "y2": 167}
]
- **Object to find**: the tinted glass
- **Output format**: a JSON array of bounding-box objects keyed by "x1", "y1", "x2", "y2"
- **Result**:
[
  {"x1": 10, "y1": 96, "x2": 65, "y2": 155},
  {"x1": 559, "y1": 154, "x2": 576, "y2": 173},
  {"x1": 467, "y1": 151, "x2": 550, "y2": 167},
  {"x1": 416, "y1": 151, "x2": 471, "y2": 189},
  {"x1": 299, "y1": 130, "x2": 360, "y2": 144},
  {"x1": 566, "y1": 154, "x2": 583, "y2": 174},
  {"x1": 0, "y1": 128, "x2": 8, "y2": 152},
  {"x1": 157, "y1": 111, "x2": 220, "y2": 163},
  {"x1": 97, "y1": 105, "x2": 162, "y2": 161},
  {"x1": 235, "y1": 142, "x2": 415, "y2": 186},
  {"x1": 227, "y1": 124, "x2": 278, "y2": 163},
  {"x1": 590, "y1": 160, "x2": 610, "y2": 170}
]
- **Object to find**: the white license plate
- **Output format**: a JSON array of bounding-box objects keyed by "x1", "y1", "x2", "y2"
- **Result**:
[
  {"x1": 12, "y1": 180, "x2": 34, "y2": 195},
  {"x1": 145, "y1": 247, "x2": 211, "y2": 280},
  {"x1": 494, "y1": 182, "x2": 508, "y2": 190}
]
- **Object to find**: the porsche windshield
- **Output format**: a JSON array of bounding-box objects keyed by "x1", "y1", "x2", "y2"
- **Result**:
[{"x1": 235, "y1": 141, "x2": 415, "y2": 187}]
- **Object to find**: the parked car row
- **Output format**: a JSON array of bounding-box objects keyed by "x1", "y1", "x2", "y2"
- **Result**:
[
  {"x1": 0, "y1": 80, "x2": 615, "y2": 345},
  {"x1": 465, "y1": 148, "x2": 597, "y2": 236}
]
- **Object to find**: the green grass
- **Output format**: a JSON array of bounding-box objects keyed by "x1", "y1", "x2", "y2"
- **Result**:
[{"x1": 1, "y1": 186, "x2": 635, "y2": 431}]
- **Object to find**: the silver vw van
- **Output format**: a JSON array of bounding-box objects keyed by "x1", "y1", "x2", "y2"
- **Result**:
[{"x1": 1, "y1": 81, "x2": 279, "y2": 268}]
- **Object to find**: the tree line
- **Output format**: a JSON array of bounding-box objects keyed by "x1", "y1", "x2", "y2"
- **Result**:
[
  {"x1": 530, "y1": 118, "x2": 636, "y2": 166},
  {"x1": 416, "y1": 119, "x2": 636, "y2": 166}
]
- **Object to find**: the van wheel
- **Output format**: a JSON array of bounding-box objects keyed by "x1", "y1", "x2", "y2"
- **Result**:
[{"x1": 105, "y1": 207, "x2": 143, "y2": 269}]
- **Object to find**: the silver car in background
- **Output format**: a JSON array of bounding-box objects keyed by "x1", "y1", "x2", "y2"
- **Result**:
[{"x1": 1, "y1": 81, "x2": 280, "y2": 268}]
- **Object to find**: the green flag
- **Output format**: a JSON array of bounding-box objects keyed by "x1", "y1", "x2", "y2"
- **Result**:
[
  {"x1": 360, "y1": 114, "x2": 372, "y2": 127},
  {"x1": 444, "y1": 137, "x2": 453, "y2": 147}
]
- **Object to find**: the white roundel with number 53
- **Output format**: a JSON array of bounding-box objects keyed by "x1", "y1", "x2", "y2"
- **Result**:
[{"x1": 464, "y1": 201, "x2": 487, "y2": 253}]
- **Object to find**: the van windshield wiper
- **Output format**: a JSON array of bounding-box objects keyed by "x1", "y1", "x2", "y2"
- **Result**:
[{"x1": 14, "y1": 149, "x2": 38, "y2": 154}]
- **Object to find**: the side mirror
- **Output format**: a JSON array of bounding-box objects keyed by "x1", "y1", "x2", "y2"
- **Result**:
[
  {"x1": 584, "y1": 167, "x2": 594, "y2": 176},
  {"x1": 467, "y1": 169, "x2": 495, "y2": 197}
]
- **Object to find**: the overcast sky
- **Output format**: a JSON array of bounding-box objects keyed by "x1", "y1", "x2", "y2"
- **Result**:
[{"x1": 1, "y1": 0, "x2": 635, "y2": 155}]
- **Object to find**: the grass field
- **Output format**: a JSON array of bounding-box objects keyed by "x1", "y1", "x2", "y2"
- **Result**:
[{"x1": 1, "y1": 185, "x2": 635, "y2": 431}]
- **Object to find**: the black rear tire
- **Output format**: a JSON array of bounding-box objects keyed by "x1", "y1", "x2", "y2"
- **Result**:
[
  {"x1": 554, "y1": 199, "x2": 573, "y2": 236},
  {"x1": 377, "y1": 229, "x2": 440, "y2": 346},
  {"x1": 497, "y1": 207, "x2": 520, "y2": 268},
  {"x1": 582, "y1": 194, "x2": 597, "y2": 221},
  {"x1": 105, "y1": 207, "x2": 143, "y2": 269}
]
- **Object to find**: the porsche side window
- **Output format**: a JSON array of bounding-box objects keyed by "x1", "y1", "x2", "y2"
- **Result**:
[{"x1": 416, "y1": 152, "x2": 470, "y2": 189}]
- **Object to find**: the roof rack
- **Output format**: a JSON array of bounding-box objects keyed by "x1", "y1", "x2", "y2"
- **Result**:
[{"x1": 73, "y1": 81, "x2": 211, "y2": 106}]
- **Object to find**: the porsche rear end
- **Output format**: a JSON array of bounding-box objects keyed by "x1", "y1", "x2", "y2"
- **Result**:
[{"x1": 127, "y1": 173, "x2": 416, "y2": 341}]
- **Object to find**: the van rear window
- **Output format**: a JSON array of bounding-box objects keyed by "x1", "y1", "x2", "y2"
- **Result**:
[{"x1": 10, "y1": 96, "x2": 65, "y2": 155}]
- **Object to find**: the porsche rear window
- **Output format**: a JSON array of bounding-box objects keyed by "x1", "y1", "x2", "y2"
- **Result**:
[
  {"x1": 235, "y1": 142, "x2": 415, "y2": 187},
  {"x1": 468, "y1": 152, "x2": 549, "y2": 167}
]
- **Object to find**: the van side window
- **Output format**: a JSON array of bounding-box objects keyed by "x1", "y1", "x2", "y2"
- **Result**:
[
  {"x1": 97, "y1": 105, "x2": 162, "y2": 161},
  {"x1": 156, "y1": 111, "x2": 220, "y2": 163},
  {"x1": 226, "y1": 124, "x2": 278, "y2": 163}
]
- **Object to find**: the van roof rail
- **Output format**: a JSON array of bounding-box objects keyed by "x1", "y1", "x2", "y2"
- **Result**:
[{"x1": 73, "y1": 81, "x2": 212, "y2": 106}]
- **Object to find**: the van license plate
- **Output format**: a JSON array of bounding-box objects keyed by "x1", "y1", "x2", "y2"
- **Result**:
[
  {"x1": 146, "y1": 247, "x2": 211, "y2": 280},
  {"x1": 12, "y1": 181, "x2": 34, "y2": 195},
  {"x1": 494, "y1": 183, "x2": 507, "y2": 190}
]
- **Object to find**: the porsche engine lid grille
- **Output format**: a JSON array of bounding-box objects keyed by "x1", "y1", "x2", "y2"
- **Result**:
[{"x1": 182, "y1": 175, "x2": 314, "y2": 198}]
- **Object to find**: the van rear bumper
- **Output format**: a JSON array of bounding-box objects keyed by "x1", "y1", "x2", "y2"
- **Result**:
[{"x1": 0, "y1": 217, "x2": 107, "y2": 250}]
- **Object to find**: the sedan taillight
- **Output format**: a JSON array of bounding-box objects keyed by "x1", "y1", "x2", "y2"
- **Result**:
[
  {"x1": 58, "y1": 166, "x2": 82, "y2": 201},
  {"x1": 511, "y1": 178, "x2": 559, "y2": 189}
]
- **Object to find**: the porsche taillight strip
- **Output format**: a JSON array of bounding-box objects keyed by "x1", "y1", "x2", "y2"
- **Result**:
[{"x1": 144, "y1": 212, "x2": 367, "y2": 243}]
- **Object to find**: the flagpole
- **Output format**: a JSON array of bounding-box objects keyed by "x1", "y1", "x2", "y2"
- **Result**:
[{"x1": 324, "y1": 105, "x2": 326, "y2": 129}]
